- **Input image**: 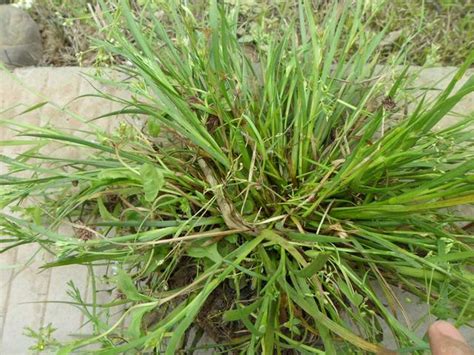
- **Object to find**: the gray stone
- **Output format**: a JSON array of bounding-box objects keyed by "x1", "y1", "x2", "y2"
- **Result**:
[{"x1": 0, "y1": 5, "x2": 42, "y2": 68}]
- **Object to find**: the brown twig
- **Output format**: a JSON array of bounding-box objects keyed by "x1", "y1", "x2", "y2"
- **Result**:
[{"x1": 198, "y1": 158, "x2": 254, "y2": 232}]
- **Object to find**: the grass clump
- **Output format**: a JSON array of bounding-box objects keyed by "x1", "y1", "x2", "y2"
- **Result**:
[{"x1": 1, "y1": 0, "x2": 474, "y2": 353}]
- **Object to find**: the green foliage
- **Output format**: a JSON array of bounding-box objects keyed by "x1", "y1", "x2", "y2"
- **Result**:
[
  {"x1": 140, "y1": 163, "x2": 165, "y2": 202},
  {"x1": 1, "y1": 0, "x2": 473, "y2": 353},
  {"x1": 24, "y1": 323, "x2": 60, "y2": 352},
  {"x1": 27, "y1": 0, "x2": 474, "y2": 66},
  {"x1": 370, "y1": 0, "x2": 474, "y2": 66}
]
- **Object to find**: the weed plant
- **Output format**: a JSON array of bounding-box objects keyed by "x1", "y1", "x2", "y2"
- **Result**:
[{"x1": 1, "y1": 0, "x2": 473, "y2": 353}]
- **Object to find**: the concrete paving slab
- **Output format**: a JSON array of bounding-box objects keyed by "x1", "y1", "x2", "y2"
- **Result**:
[
  {"x1": 0, "y1": 67, "x2": 124, "y2": 354},
  {"x1": 1, "y1": 244, "x2": 52, "y2": 353},
  {"x1": 414, "y1": 66, "x2": 474, "y2": 129}
]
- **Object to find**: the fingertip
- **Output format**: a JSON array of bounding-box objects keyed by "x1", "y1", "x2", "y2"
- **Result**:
[{"x1": 429, "y1": 320, "x2": 467, "y2": 344}]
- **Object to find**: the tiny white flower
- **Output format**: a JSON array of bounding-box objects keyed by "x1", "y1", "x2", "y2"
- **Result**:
[{"x1": 13, "y1": 0, "x2": 35, "y2": 10}]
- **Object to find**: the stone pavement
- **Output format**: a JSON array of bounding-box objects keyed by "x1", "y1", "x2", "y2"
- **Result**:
[
  {"x1": 0, "y1": 67, "x2": 126, "y2": 354},
  {"x1": 0, "y1": 66, "x2": 473, "y2": 353}
]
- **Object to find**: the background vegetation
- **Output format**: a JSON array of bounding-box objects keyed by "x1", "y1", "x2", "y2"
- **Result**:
[{"x1": 14, "y1": 0, "x2": 474, "y2": 67}]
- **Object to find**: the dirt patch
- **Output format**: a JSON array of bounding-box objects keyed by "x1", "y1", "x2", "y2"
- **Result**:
[
  {"x1": 30, "y1": 3, "x2": 96, "y2": 66},
  {"x1": 196, "y1": 281, "x2": 250, "y2": 343}
]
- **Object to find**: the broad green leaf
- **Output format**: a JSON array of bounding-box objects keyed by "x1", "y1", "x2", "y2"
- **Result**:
[
  {"x1": 127, "y1": 304, "x2": 157, "y2": 339},
  {"x1": 115, "y1": 269, "x2": 150, "y2": 302},
  {"x1": 98, "y1": 168, "x2": 140, "y2": 181},
  {"x1": 97, "y1": 197, "x2": 118, "y2": 221},
  {"x1": 223, "y1": 299, "x2": 261, "y2": 321},
  {"x1": 147, "y1": 117, "x2": 161, "y2": 137},
  {"x1": 25, "y1": 206, "x2": 42, "y2": 225},
  {"x1": 140, "y1": 163, "x2": 165, "y2": 202},
  {"x1": 187, "y1": 242, "x2": 222, "y2": 263}
]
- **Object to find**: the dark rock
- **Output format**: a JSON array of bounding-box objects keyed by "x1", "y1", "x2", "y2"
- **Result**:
[{"x1": 0, "y1": 5, "x2": 42, "y2": 68}]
